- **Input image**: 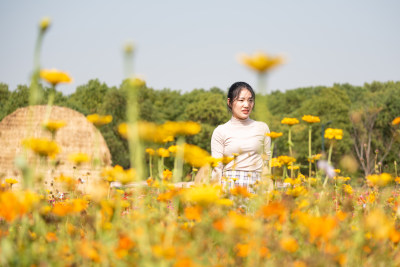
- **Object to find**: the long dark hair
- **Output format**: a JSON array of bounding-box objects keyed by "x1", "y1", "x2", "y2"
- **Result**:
[{"x1": 227, "y1": 81, "x2": 255, "y2": 112}]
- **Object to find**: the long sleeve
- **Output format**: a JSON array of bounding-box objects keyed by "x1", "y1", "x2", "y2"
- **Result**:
[
  {"x1": 263, "y1": 125, "x2": 271, "y2": 163},
  {"x1": 211, "y1": 126, "x2": 224, "y2": 182}
]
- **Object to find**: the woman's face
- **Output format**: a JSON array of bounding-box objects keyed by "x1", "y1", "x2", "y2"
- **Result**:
[{"x1": 228, "y1": 88, "x2": 254, "y2": 120}]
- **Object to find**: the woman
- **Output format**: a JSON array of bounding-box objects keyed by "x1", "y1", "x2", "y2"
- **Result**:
[{"x1": 211, "y1": 81, "x2": 271, "y2": 192}]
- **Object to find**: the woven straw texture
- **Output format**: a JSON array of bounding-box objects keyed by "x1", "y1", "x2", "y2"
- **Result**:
[{"x1": 0, "y1": 105, "x2": 111, "y2": 191}]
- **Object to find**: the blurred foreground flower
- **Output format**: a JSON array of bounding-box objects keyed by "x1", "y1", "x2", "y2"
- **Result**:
[
  {"x1": 39, "y1": 17, "x2": 51, "y2": 31},
  {"x1": 366, "y1": 173, "x2": 393, "y2": 187},
  {"x1": 183, "y1": 143, "x2": 210, "y2": 167},
  {"x1": 182, "y1": 184, "x2": 222, "y2": 206},
  {"x1": 5, "y1": 178, "x2": 18, "y2": 185},
  {"x1": 318, "y1": 160, "x2": 336, "y2": 178},
  {"x1": 118, "y1": 120, "x2": 200, "y2": 143},
  {"x1": 87, "y1": 114, "x2": 112, "y2": 126},
  {"x1": 52, "y1": 199, "x2": 88, "y2": 216},
  {"x1": 101, "y1": 165, "x2": 136, "y2": 185},
  {"x1": 68, "y1": 152, "x2": 90, "y2": 165},
  {"x1": 42, "y1": 120, "x2": 67, "y2": 134},
  {"x1": 239, "y1": 51, "x2": 284, "y2": 73},
  {"x1": 280, "y1": 236, "x2": 299, "y2": 253},
  {"x1": 392, "y1": 117, "x2": 400, "y2": 125},
  {"x1": 40, "y1": 69, "x2": 72, "y2": 86},
  {"x1": 22, "y1": 137, "x2": 60, "y2": 158},
  {"x1": 0, "y1": 190, "x2": 39, "y2": 222}
]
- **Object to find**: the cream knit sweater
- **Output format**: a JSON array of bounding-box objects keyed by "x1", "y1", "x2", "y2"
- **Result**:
[{"x1": 211, "y1": 116, "x2": 271, "y2": 180}]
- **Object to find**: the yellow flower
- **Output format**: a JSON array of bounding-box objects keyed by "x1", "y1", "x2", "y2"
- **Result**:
[
  {"x1": 239, "y1": 51, "x2": 284, "y2": 73},
  {"x1": 162, "y1": 169, "x2": 173, "y2": 181},
  {"x1": 160, "y1": 121, "x2": 201, "y2": 137},
  {"x1": 288, "y1": 163, "x2": 299, "y2": 170},
  {"x1": 277, "y1": 155, "x2": 296, "y2": 165},
  {"x1": 22, "y1": 138, "x2": 60, "y2": 158},
  {"x1": 281, "y1": 117, "x2": 299, "y2": 126},
  {"x1": 392, "y1": 117, "x2": 400, "y2": 125},
  {"x1": 157, "y1": 148, "x2": 170, "y2": 158},
  {"x1": 266, "y1": 132, "x2": 283, "y2": 139},
  {"x1": 302, "y1": 115, "x2": 320, "y2": 124},
  {"x1": 343, "y1": 184, "x2": 353, "y2": 194},
  {"x1": 308, "y1": 153, "x2": 322, "y2": 163},
  {"x1": 128, "y1": 76, "x2": 146, "y2": 87},
  {"x1": 68, "y1": 152, "x2": 90, "y2": 165},
  {"x1": 87, "y1": 114, "x2": 112, "y2": 126},
  {"x1": 181, "y1": 185, "x2": 221, "y2": 206},
  {"x1": 366, "y1": 173, "x2": 393, "y2": 187},
  {"x1": 324, "y1": 128, "x2": 343, "y2": 140},
  {"x1": 145, "y1": 148, "x2": 155, "y2": 155},
  {"x1": 183, "y1": 144, "x2": 211, "y2": 167},
  {"x1": 5, "y1": 178, "x2": 18, "y2": 185},
  {"x1": 286, "y1": 186, "x2": 307, "y2": 197},
  {"x1": 40, "y1": 69, "x2": 72, "y2": 86},
  {"x1": 365, "y1": 209, "x2": 395, "y2": 240},
  {"x1": 280, "y1": 236, "x2": 299, "y2": 253},
  {"x1": 220, "y1": 156, "x2": 234, "y2": 165},
  {"x1": 101, "y1": 165, "x2": 135, "y2": 184},
  {"x1": 39, "y1": 17, "x2": 51, "y2": 31},
  {"x1": 42, "y1": 120, "x2": 67, "y2": 133},
  {"x1": 270, "y1": 157, "x2": 283, "y2": 168}
]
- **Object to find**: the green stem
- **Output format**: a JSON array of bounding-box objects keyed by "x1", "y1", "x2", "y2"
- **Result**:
[
  {"x1": 308, "y1": 125, "x2": 312, "y2": 177},
  {"x1": 173, "y1": 136, "x2": 185, "y2": 183},
  {"x1": 127, "y1": 84, "x2": 144, "y2": 180},
  {"x1": 288, "y1": 127, "x2": 292, "y2": 157},
  {"x1": 323, "y1": 142, "x2": 334, "y2": 187},
  {"x1": 269, "y1": 141, "x2": 275, "y2": 176},
  {"x1": 149, "y1": 155, "x2": 153, "y2": 178},
  {"x1": 30, "y1": 30, "x2": 45, "y2": 106},
  {"x1": 395, "y1": 161, "x2": 398, "y2": 177}
]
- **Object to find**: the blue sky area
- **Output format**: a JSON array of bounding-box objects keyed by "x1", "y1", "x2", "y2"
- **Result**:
[{"x1": 1, "y1": 0, "x2": 399, "y2": 95}]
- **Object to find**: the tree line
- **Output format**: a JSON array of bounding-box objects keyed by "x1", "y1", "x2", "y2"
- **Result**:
[{"x1": 0, "y1": 80, "x2": 399, "y2": 177}]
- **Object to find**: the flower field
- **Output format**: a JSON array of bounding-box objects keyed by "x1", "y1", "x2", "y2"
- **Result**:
[{"x1": 1, "y1": 17, "x2": 400, "y2": 267}]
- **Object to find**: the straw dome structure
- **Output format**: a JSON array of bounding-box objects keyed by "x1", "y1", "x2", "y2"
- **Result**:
[{"x1": 0, "y1": 105, "x2": 112, "y2": 191}]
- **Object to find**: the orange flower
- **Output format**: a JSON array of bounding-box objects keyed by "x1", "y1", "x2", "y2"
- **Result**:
[
  {"x1": 230, "y1": 186, "x2": 253, "y2": 198},
  {"x1": 279, "y1": 236, "x2": 298, "y2": 253},
  {"x1": 265, "y1": 132, "x2": 283, "y2": 139},
  {"x1": 258, "y1": 202, "x2": 286, "y2": 223},
  {"x1": 392, "y1": 117, "x2": 400, "y2": 125},
  {"x1": 235, "y1": 243, "x2": 250, "y2": 257},
  {"x1": 184, "y1": 206, "x2": 202, "y2": 222}
]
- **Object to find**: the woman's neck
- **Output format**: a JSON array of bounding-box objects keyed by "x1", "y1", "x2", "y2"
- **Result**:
[{"x1": 230, "y1": 116, "x2": 252, "y2": 126}]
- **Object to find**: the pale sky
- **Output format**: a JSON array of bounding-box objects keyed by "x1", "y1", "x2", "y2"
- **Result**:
[{"x1": 1, "y1": 0, "x2": 399, "y2": 95}]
